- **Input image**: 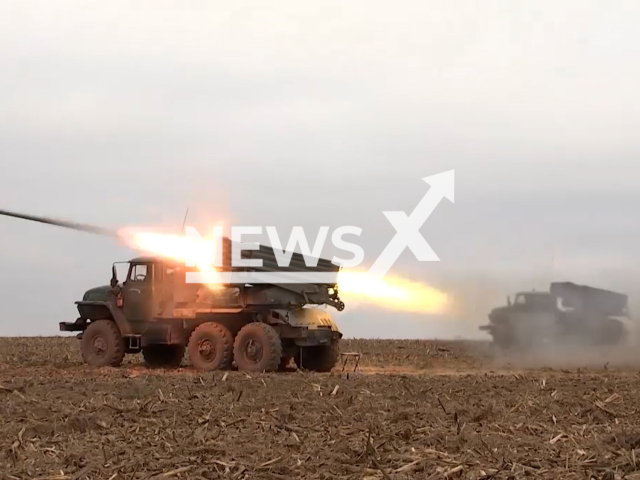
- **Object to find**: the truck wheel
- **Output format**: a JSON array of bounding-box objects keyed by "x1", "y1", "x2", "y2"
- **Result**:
[
  {"x1": 233, "y1": 323, "x2": 282, "y2": 373},
  {"x1": 187, "y1": 322, "x2": 233, "y2": 371},
  {"x1": 142, "y1": 345, "x2": 185, "y2": 368},
  {"x1": 295, "y1": 340, "x2": 339, "y2": 372},
  {"x1": 81, "y1": 320, "x2": 125, "y2": 367},
  {"x1": 491, "y1": 330, "x2": 512, "y2": 350}
]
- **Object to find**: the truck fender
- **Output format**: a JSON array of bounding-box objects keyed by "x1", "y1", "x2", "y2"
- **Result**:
[{"x1": 75, "y1": 300, "x2": 132, "y2": 336}]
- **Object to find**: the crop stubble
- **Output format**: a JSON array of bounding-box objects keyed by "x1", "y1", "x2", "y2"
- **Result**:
[{"x1": 1, "y1": 338, "x2": 640, "y2": 479}]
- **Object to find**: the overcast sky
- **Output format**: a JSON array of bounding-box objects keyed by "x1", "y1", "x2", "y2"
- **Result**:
[{"x1": 1, "y1": 0, "x2": 639, "y2": 338}]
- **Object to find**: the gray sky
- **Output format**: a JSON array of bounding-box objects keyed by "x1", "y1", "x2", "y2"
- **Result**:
[{"x1": 1, "y1": 0, "x2": 639, "y2": 338}]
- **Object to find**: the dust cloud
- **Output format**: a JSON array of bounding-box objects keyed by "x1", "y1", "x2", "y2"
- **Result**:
[
  {"x1": 433, "y1": 269, "x2": 640, "y2": 369},
  {"x1": 485, "y1": 343, "x2": 640, "y2": 370},
  {"x1": 434, "y1": 271, "x2": 552, "y2": 337}
]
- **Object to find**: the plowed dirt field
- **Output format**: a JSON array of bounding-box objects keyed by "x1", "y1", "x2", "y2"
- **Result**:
[{"x1": 2, "y1": 337, "x2": 640, "y2": 479}]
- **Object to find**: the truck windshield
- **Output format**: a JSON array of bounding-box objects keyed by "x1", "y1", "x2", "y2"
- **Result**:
[{"x1": 129, "y1": 264, "x2": 149, "y2": 283}]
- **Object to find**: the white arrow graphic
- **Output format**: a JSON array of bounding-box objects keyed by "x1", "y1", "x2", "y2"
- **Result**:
[{"x1": 368, "y1": 170, "x2": 455, "y2": 279}]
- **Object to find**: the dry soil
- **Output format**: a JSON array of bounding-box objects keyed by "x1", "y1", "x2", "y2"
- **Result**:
[{"x1": 1, "y1": 337, "x2": 640, "y2": 479}]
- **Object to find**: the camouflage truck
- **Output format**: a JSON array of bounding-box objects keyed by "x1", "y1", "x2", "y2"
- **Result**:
[
  {"x1": 0, "y1": 208, "x2": 345, "y2": 372},
  {"x1": 479, "y1": 282, "x2": 630, "y2": 350},
  {"x1": 60, "y1": 238, "x2": 345, "y2": 372}
]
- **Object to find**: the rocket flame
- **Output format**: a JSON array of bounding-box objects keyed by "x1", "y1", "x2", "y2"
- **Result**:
[
  {"x1": 337, "y1": 270, "x2": 451, "y2": 314},
  {"x1": 117, "y1": 227, "x2": 225, "y2": 289},
  {"x1": 117, "y1": 228, "x2": 451, "y2": 314}
]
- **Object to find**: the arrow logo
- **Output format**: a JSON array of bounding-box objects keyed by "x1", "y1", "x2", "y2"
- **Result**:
[{"x1": 368, "y1": 170, "x2": 455, "y2": 279}]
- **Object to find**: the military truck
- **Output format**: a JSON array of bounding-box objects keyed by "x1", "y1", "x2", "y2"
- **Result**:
[
  {"x1": 60, "y1": 238, "x2": 345, "y2": 372},
  {"x1": 0, "y1": 208, "x2": 346, "y2": 372},
  {"x1": 479, "y1": 282, "x2": 630, "y2": 350}
]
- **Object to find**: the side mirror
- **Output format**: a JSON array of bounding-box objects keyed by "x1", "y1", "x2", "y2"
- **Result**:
[{"x1": 110, "y1": 265, "x2": 118, "y2": 288}]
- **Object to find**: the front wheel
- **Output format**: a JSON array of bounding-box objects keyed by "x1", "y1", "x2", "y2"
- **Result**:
[
  {"x1": 81, "y1": 320, "x2": 125, "y2": 367},
  {"x1": 233, "y1": 323, "x2": 282, "y2": 373},
  {"x1": 489, "y1": 325, "x2": 514, "y2": 351}
]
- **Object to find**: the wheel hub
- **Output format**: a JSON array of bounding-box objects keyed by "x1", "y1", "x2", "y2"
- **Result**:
[
  {"x1": 198, "y1": 339, "x2": 217, "y2": 362},
  {"x1": 92, "y1": 335, "x2": 107, "y2": 357},
  {"x1": 245, "y1": 339, "x2": 263, "y2": 363}
]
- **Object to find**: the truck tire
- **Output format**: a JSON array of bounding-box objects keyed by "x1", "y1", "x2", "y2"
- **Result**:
[
  {"x1": 295, "y1": 340, "x2": 339, "y2": 372},
  {"x1": 81, "y1": 320, "x2": 125, "y2": 367},
  {"x1": 187, "y1": 322, "x2": 234, "y2": 371},
  {"x1": 490, "y1": 326, "x2": 514, "y2": 351},
  {"x1": 142, "y1": 345, "x2": 185, "y2": 368},
  {"x1": 233, "y1": 322, "x2": 282, "y2": 373}
]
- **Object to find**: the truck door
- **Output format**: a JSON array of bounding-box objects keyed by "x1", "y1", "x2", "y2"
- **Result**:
[{"x1": 122, "y1": 262, "x2": 154, "y2": 334}]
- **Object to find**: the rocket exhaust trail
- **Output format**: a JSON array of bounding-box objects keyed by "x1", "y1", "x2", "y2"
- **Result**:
[
  {"x1": 0, "y1": 209, "x2": 117, "y2": 237},
  {"x1": 0, "y1": 208, "x2": 453, "y2": 314}
]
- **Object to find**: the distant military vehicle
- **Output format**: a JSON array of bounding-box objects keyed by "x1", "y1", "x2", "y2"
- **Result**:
[
  {"x1": 479, "y1": 282, "x2": 630, "y2": 350},
  {"x1": 0, "y1": 209, "x2": 345, "y2": 372}
]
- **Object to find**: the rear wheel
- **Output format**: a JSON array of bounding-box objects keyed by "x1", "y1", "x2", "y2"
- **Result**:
[
  {"x1": 295, "y1": 340, "x2": 340, "y2": 372},
  {"x1": 142, "y1": 345, "x2": 185, "y2": 368},
  {"x1": 233, "y1": 323, "x2": 282, "y2": 373},
  {"x1": 187, "y1": 322, "x2": 234, "y2": 371},
  {"x1": 81, "y1": 320, "x2": 125, "y2": 367}
]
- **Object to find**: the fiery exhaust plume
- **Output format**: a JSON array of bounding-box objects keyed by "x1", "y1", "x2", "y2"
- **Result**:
[
  {"x1": 118, "y1": 228, "x2": 450, "y2": 314},
  {"x1": 0, "y1": 209, "x2": 451, "y2": 314},
  {"x1": 337, "y1": 270, "x2": 451, "y2": 314},
  {"x1": 117, "y1": 227, "x2": 225, "y2": 289}
]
